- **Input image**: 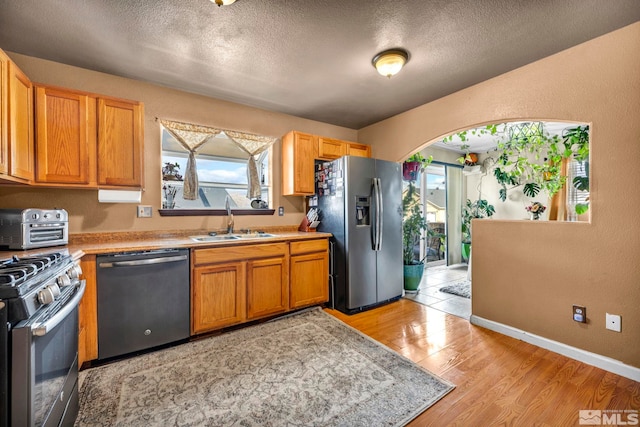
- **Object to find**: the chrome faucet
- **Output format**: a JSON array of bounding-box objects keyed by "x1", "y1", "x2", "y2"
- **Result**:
[{"x1": 225, "y1": 195, "x2": 234, "y2": 234}]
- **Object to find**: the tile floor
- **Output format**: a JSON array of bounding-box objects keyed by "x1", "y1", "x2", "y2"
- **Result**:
[{"x1": 403, "y1": 262, "x2": 471, "y2": 319}]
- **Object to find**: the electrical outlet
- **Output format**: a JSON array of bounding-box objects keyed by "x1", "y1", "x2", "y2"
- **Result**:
[
  {"x1": 572, "y1": 305, "x2": 586, "y2": 323},
  {"x1": 606, "y1": 313, "x2": 621, "y2": 332},
  {"x1": 278, "y1": 206, "x2": 284, "y2": 216},
  {"x1": 137, "y1": 205, "x2": 152, "y2": 218}
]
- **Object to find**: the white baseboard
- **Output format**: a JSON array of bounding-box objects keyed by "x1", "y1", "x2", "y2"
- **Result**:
[{"x1": 470, "y1": 315, "x2": 640, "y2": 382}]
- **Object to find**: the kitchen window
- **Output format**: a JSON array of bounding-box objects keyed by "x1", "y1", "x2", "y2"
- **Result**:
[{"x1": 159, "y1": 121, "x2": 276, "y2": 216}]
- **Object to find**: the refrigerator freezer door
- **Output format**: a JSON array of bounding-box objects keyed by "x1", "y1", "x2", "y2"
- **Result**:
[
  {"x1": 374, "y1": 159, "x2": 403, "y2": 302},
  {"x1": 344, "y1": 156, "x2": 378, "y2": 309}
]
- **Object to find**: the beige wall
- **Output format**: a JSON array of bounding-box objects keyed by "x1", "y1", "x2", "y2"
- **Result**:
[
  {"x1": 359, "y1": 23, "x2": 640, "y2": 367},
  {"x1": 0, "y1": 53, "x2": 357, "y2": 233}
]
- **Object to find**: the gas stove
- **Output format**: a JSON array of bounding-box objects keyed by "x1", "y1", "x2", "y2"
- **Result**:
[
  {"x1": 0, "y1": 248, "x2": 85, "y2": 427},
  {"x1": 0, "y1": 249, "x2": 82, "y2": 323}
]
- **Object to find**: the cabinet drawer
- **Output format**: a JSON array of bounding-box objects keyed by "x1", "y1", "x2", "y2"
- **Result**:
[
  {"x1": 193, "y1": 243, "x2": 288, "y2": 265},
  {"x1": 290, "y1": 239, "x2": 328, "y2": 255}
]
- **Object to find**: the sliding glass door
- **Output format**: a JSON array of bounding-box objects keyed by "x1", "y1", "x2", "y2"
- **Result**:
[{"x1": 422, "y1": 162, "x2": 463, "y2": 266}]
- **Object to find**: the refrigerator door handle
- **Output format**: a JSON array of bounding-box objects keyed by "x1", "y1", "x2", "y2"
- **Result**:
[
  {"x1": 329, "y1": 240, "x2": 335, "y2": 309},
  {"x1": 373, "y1": 178, "x2": 383, "y2": 251},
  {"x1": 377, "y1": 177, "x2": 384, "y2": 250}
]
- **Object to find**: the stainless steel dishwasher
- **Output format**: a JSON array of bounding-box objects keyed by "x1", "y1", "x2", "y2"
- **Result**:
[{"x1": 96, "y1": 249, "x2": 190, "y2": 360}]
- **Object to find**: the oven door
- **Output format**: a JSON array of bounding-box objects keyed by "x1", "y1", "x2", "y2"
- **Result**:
[
  {"x1": 1, "y1": 300, "x2": 8, "y2": 427},
  {"x1": 24, "y1": 223, "x2": 69, "y2": 250},
  {"x1": 11, "y1": 281, "x2": 85, "y2": 427}
]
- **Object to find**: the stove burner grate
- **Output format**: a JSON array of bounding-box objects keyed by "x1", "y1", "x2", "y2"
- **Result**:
[
  {"x1": 0, "y1": 252, "x2": 66, "y2": 289},
  {"x1": 0, "y1": 266, "x2": 37, "y2": 285}
]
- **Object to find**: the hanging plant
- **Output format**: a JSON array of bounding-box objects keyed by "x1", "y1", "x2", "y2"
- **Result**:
[
  {"x1": 442, "y1": 124, "x2": 501, "y2": 164},
  {"x1": 402, "y1": 153, "x2": 433, "y2": 181},
  {"x1": 442, "y1": 122, "x2": 590, "y2": 215}
]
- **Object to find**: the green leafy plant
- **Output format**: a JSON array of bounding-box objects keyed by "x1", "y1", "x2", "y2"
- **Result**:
[
  {"x1": 491, "y1": 124, "x2": 589, "y2": 212},
  {"x1": 442, "y1": 124, "x2": 501, "y2": 164},
  {"x1": 461, "y1": 199, "x2": 495, "y2": 244},
  {"x1": 162, "y1": 162, "x2": 183, "y2": 181},
  {"x1": 402, "y1": 181, "x2": 441, "y2": 265},
  {"x1": 562, "y1": 125, "x2": 590, "y2": 214},
  {"x1": 444, "y1": 122, "x2": 590, "y2": 216},
  {"x1": 403, "y1": 153, "x2": 433, "y2": 182},
  {"x1": 405, "y1": 153, "x2": 433, "y2": 167}
]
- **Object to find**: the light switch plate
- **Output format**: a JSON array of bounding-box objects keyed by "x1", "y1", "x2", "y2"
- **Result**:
[
  {"x1": 605, "y1": 313, "x2": 621, "y2": 332},
  {"x1": 137, "y1": 205, "x2": 153, "y2": 218}
]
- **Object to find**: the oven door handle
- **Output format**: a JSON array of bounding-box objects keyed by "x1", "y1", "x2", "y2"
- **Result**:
[{"x1": 32, "y1": 280, "x2": 86, "y2": 337}]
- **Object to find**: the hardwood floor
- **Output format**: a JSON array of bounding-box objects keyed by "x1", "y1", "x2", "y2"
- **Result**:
[{"x1": 325, "y1": 299, "x2": 640, "y2": 426}]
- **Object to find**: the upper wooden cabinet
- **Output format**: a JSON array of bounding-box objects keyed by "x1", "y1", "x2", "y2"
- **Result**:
[
  {"x1": 35, "y1": 85, "x2": 97, "y2": 185},
  {"x1": 282, "y1": 130, "x2": 371, "y2": 196},
  {"x1": 34, "y1": 84, "x2": 143, "y2": 188},
  {"x1": 6, "y1": 59, "x2": 34, "y2": 182},
  {"x1": 282, "y1": 130, "x2": 316, "y2": 196},
  {"x1": 0, "y1": 50, "x2": 8, "y2": 175},
  {"x1": 317, "y1": 137, "x2": 371, "y2": 161},
  {"x1": 347, "y1": 143, "x2": 371, "y2": 158},
  {"x1": 317, "y1": 137, "x2": 347, "y2": 160},
  {"x1": 97, "y1": 97, "x2": 143, "y2": 188}
]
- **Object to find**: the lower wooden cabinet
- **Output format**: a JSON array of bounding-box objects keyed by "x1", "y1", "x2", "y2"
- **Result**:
[
  {"x1": 289, "y1": 239, "x2": 329, "y2": 309},
  {"x1": 78, "y1": 254, "x2": 98, "y2": 367},
  {"x1": 191, "y1": 242, "x2": 290, "y2": 334},
  {"x1": 78, "y1": 237, "x2": 329, "y2": 364},
  {"x1": 192, "y1": 262, "x2": 246, "y2": 333},
  {"x1": 247, "y1": 256, "x2": 289, "y2": 320}
]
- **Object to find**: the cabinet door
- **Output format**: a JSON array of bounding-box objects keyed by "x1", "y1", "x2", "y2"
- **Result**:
[
  {"x1": 35, "y1": 86, "x2": 97, "y2": 185},
  {"x1": 8, "y1": 61, "x2": 34, "y2": 181},
  {"x1": 246, "y1": 256, "x2": 289, "y2": 320},
  {"x1": 192, "y1": 262, "x2": 246, "y2": 334},
  {"x1": 290, "y1": 251, "x2": 329, "y2": 309},
  {"x1": 282, "y1": 131, "x2": 316, "y2": 195},
  {"x1": 317, "y1": 137, "x2": 347, "y2": 160},
  {"x1": 0, "y1": 50, "x2": 8, "y2": 175},
  {"x1": 97, "y1": 97, "x2": 143, "y2": 187},
  {"x1": 78, "y1": 255, "x2": 98, "y2": 366},
  {"x1": 347, "y1": 143, "x2": 371, "y2": 158}
]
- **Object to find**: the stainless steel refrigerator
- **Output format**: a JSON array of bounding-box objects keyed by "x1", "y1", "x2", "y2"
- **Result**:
[{"x1": 316, "y1": 156, "x2": 403, "y2": 314}]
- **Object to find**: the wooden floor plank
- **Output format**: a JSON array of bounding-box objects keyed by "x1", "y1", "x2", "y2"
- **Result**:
[{"x1": 324, "y1": 299, "x2": 640, "y2": 426}]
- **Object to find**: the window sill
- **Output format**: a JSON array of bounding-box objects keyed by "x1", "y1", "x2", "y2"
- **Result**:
[{"x1": 158, "y1": 209, "x2": 275, "y2": 217}]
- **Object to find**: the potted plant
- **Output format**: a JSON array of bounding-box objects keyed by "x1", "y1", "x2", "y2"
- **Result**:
[
  {"x1": 461, "y1": 198, "x2": 495, "y2": 262},
  {"x1": 162, "y1": 162, "x2": 183, "y2": 181},
  {"x1": 402, "y1": 180, "x2": 436, "y2": 292},
  {"x1": 402, "y1": 153, "x2": 432, "y2": 181}
]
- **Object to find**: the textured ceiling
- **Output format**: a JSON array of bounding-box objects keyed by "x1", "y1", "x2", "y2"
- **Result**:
[{"x1": 0, "y1": 0, "x2": 638, "y2": 129}]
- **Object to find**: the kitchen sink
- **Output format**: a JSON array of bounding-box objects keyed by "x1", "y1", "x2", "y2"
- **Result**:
[
  {"x1": 237, "y1": 233, "x2": 276, "y2": 239},
  {"x1": 190, "y1": 235, "x2": 241, "y2": 242},
  {"x1": 190, "y1": 233, "x2": 276, "y2": 242}
]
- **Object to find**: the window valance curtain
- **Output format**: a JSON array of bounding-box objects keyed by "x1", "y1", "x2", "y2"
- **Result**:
[
  {"x1": 223, "y1": 130, "x2": 277, "y2": 199},
  {"x1": 159, "y1": 119, "x2": 277, "y2": 201},
  {"x1": 160, "y1": 120, "x2": 221, "y2": 200}
]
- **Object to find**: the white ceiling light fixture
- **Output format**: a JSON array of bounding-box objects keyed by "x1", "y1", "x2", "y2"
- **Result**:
[
  {"x1": 372, "y1": 49, "x2": 409, "y2": 78},
  {"x1": 211, "y1": 0, "x2": 236, "y2": 6}
]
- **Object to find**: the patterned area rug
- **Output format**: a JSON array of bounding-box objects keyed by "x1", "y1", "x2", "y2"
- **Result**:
[
  {"x1": 439, "y1": 280, "x2": 471, "y2": 298},
  {"x1": 76, "y1": 307, "x2": 454, "y2": 427}
]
